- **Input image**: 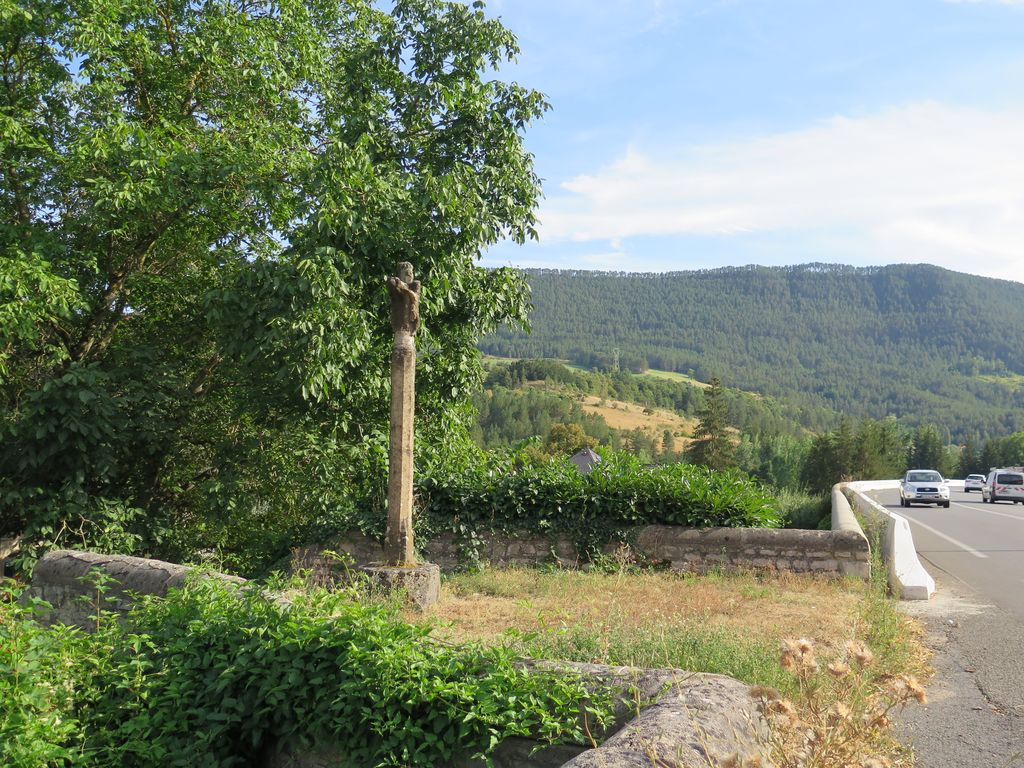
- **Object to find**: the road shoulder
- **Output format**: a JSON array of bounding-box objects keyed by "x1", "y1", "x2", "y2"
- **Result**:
[{"x1": 896, "y1": 574, "x2": 1023, "y2": 767}]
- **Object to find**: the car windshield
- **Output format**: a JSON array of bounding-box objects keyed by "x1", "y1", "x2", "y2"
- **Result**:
[
  {"x1": 996, "y1": 473, "x2": 1024, "y2": 485},
  {"x1": 968, "y1": 475, "x2": 985, "y2": 480},
  {"x1": 907, "y1": 472, "x2": 942, "y2": 483}
]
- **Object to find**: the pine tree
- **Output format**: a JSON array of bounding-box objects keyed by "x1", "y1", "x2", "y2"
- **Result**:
[
  {"x1": 687, "y1": 377, "x2": 736, "y2": 470},
  {"x1": 908, "y1": 425, "x2": 948, "y2": 474}
]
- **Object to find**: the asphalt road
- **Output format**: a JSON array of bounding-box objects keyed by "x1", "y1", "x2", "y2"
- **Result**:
[
  {"x1": 863, "y1": 487, "x2": 1024, "y2": 766},
  {"x1": 867, "y1": 488, "x2": 1024, "y2": 620}
]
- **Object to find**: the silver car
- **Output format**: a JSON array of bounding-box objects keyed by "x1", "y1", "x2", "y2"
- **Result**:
[
  {"x1": 900, "y1": 469, "x2": 950, "y2": 508},
  {"x1": 964, "y1": 474, "x2": 986, "y2": 492}
]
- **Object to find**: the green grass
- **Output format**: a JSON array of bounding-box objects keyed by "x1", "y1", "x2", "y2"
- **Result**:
[
  {"x1": 975, "y1": 372, "x2": 1024, "y2": 391},
  {"x1": 510, "y1": 616, "x2": 794, "y2": 693},
  {"x1": 639, "y1": 368, "x2": 707, "y2": 386}
]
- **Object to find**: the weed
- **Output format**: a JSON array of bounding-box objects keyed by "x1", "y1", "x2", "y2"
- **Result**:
[{"x1": 748, "y1": 637, "x2": 924, "y2": 767}]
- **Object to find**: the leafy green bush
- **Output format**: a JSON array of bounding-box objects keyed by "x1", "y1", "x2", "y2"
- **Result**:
[
  {"x1": 773, "y1": 488, "x2": 830, "y2": 530},
  {"x1": 1, "y1": 577, "x2": 611, "y2": 767},
  {"x1": 416, "y1": 448, "x2": 782, "y2": 558},
  {"x1": 0, "y1": 580, "x2": 85, "y2": 767}
]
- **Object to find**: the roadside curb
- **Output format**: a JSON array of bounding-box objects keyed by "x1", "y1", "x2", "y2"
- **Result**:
[{"x1": 834, "y1": 481, "x2": 935, "y2": 600}]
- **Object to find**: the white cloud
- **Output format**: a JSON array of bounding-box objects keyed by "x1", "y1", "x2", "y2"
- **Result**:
[{"x1": 538, "y1": 102, "x2": 1024, "y2": 278}]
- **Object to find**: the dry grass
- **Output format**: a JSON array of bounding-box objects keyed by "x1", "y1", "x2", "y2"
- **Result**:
[
  {"x1": 640, "y1": 368, "x2": 711, "y2": 388},
  {"x1": 427, "y1": 568, "x2": 868, "y2": 656},
  {"x1": 417, "y1": 566, "x2": 930, "y2": 767},
  {"x1": 576, "y1": 395, "x2": 696, "y2": 452}
]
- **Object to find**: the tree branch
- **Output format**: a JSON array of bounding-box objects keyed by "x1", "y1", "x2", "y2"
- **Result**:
[
  {"x1": 70, "y1": 211, "x2": 183, "y2": 362},
  {"x1": 187, "y1": 354, "x2": 223, "y2": 396}
]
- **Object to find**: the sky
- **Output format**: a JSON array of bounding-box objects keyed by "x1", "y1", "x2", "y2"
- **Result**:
[{"x1": 479, "y1": 0, "x2": 1024, "y2": 280}]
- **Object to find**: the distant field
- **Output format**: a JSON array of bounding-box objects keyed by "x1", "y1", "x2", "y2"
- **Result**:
[
  {"x1": 482, "y1": 358, "x2": 756, "y2": 398},
  {"x1": 578, "y1": 394, "x2": 695, "y2": 453},
  {"x1": 975, "y1": 372, "x2": 1024, "y2": 391},
  {"x1": 481, "y1": 354, "x2": 519, "y2": 366},
  {"x1": 483, "y1": 354, "x2": 588, "y2": 373},
  {"x1": 640, "y1": 368, "x2": 709, "y2": 388}
]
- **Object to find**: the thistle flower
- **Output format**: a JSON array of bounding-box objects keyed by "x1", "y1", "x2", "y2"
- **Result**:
[
  {"x1": 749, "y1": 685, "x2": 781, "y2": 702},
  {"x1": 845, "y1": 640, "x2": 874, "y2": 668},
  {"x1": 828, "y1": 701, "x2": 852, "y2": 724},
  {"x1": 764, "y1": 697, "x2": 799, "y2": 725},
  {"x1": 780, "y1": 637, "x2": 819, "y2": 673},
  {"x1": 827, "y1": 660, "x2": 850, "y2": 678},
  {"x1": 904, "y1": 675, "x2": 927, "y2": 704}
]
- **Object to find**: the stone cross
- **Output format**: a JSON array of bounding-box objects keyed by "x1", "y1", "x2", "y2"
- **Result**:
[{"x1": 384, "y1": 262, "x2": 420, "y2": 566}]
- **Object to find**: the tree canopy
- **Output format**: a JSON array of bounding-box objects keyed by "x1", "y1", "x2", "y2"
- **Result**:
[
  {"x1": 1, "y1": 0, "x2": 545, "y2": 571},
  {"x1": 686, "y1": 376, "x2": 735, "y2": 470}
]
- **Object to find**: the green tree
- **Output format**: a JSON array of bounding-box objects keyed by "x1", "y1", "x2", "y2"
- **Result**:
[
  {"x1": 957, "y1": 436, "x2": 982, "y2": 477},
  {"x1": 686, "y1": 377, "x2": 736, "y2": 470},
  {"x1": 545, "y1": 423, "x2": 597, "y2": 457},
  {"x1": 907, "y1": 425, "x2": 952, "y2": 476},
  {"x1": 662, "y1": 429, "x2": 675, "y2": 456},
  {"x1": 854, "y1": 417, "x2": 907, "y2": 480},
  {"x1": 1, "y1": 0, "x2": 545, "y2": 572}
]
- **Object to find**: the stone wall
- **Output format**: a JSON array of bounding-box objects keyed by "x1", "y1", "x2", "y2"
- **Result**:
[
  {"x1": 633, "y1": 525, "x2": 870, "y2": 578},
  {"x1": 26, "y1": 549, "x2": 244, "y2": 628},
  {"x1": 293, "y1": 524, "x2": 871, "y2": 580},
  {"x1": 291, "y1": 530, "x2": 579, "y2": 574}
]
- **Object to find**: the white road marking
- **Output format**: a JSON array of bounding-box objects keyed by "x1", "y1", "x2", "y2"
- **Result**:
[
  {"x1": 903, "y1": 516, "x2": 989, "y2": 559},
  {"x1": 950, "y1": 500, "x2": 1024, "y2": 522}
]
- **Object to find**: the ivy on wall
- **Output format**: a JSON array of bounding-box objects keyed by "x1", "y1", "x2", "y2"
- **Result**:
[{"x1": 414, "y1": 450, "x2": 781, "y2": 560}]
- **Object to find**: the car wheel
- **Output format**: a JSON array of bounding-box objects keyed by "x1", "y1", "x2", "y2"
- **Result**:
[{"x1": 943, "y1": 501, "x2": 950, "y2": 508}]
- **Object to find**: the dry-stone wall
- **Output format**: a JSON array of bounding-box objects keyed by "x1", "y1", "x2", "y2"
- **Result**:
[
  {"x1": 27, "y1": 550, "x2": 770, "y2": 768},
  {"x1": 26, "y1": 549, "x2": 245, "y2": 628},
  {"x1": 294, "y1": 524, "x2": 870, "y2": 579},
  {"x1": 633, "y1": 525, "x2": 870, "y2": 578}
]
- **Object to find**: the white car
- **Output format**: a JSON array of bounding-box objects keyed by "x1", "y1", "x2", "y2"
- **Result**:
[
  {"x1": 900, "y1": 469, "x2": 950, "y2": 508},
  {"x1": 982, "y1": 469, "x2": 1024, "y2": 504},
  {"x1": 963, "y1": 474, "x2": 986, "y2": 492}
]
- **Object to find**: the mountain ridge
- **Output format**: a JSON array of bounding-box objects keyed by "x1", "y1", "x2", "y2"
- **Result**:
[{"x1": 480, "y1": 263, "x2": 1024, "y2": 440}]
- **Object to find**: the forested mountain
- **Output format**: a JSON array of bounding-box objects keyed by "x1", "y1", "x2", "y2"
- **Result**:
[{"x1": 481, "y1": 264, "x2": 1024, "y2": 441}]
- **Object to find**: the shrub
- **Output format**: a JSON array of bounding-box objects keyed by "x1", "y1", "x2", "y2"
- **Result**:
[
  {"x1": 773, "y1": 489, "x2": 830, "y2": 530},
  {"x1": 416, "y1": 448, "x2": 782, "y2": 558},
  {"x1": 0, "y1": 580, "x2": 84, "y2": 767},
  {"x1": 2, "y1": 577, "x2": 612, "y2": 767}
]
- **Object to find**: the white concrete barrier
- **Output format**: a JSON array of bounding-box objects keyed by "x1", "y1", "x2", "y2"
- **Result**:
[{"x1": 839, "y1": 481, "x2": 935, "y2": 600}]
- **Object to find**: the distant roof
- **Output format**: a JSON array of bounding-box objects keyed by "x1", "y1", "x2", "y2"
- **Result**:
[{"x1": 570, "y1": 447, "x2": 602, "y2": 474}]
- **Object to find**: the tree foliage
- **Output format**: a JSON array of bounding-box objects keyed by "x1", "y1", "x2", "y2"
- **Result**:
[
  {"x1": 686, "y1": 377, "x2": 735, "y2": 470},
  {"x1": 1, "y1": 0, "x2": 545, "y2": 571},
  {"x1": 545, "y1": 423, "x2": 597, "y2": 456}
]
